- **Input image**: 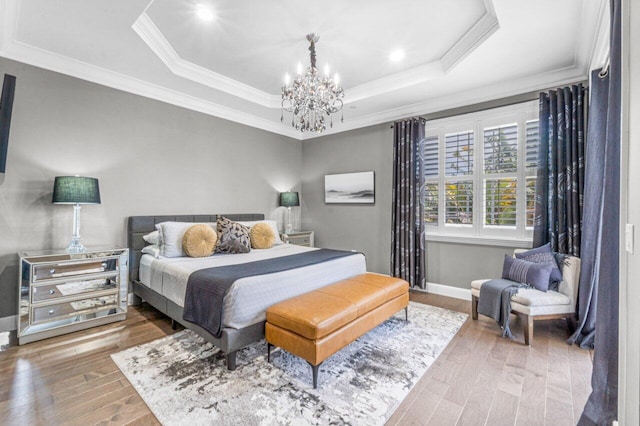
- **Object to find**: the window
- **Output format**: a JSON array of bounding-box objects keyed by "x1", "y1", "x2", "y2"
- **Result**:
[{"x1": 422, "y1": 101, "x2": 538, "y2": 241}]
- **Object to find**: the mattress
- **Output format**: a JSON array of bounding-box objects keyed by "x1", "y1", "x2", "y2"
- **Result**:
[{"x1": 139, "y1": 244, "x2": 367, "y2": 329}]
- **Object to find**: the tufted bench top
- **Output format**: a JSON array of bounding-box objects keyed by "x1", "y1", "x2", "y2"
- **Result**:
[{"x1": 266, "y1": 273, "x2": 408, "y2": 340}]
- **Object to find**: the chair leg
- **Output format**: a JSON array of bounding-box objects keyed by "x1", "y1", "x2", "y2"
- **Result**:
[
  {"x1": 471, "y1": 295, "x2": 478, "y2": 320},
  {"x1": 521, "y1": 314, "x2": 533, "y2": 346}
]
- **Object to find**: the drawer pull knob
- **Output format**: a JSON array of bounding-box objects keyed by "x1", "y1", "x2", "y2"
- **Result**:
[
  {"x1": 101, "y1": 300, "x2": 106, "y2": 305},
  {"x1": 101, "y1": 262, "x2": 107, "y2": 269},
  {"x1": 49, "y1": 289, "x2": 56, "y2": 295},
  {"x1": 49, "y1": 269, "x2": 56, "y2": 274},
  {"x1": 48, "y1": 309, "x2": 55, "y2": 315}
]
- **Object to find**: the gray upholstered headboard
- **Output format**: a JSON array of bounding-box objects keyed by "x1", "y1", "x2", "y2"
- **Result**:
[{"x1": 127, "y1": 213, "x2": 264, "y2": 283}]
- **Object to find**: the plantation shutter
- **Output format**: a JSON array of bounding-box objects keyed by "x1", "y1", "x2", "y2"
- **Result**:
[
  {"x1": 423, "y1": 136, "x2": 439, "y2": 178},
  {"x1": 525, "y1": 120, "x2": 539, "y2": 169},
  {"x1": 445, "y1": 132, "x2": 473, "y2": 176},
  {"x1": 483, "y1": 124, "x2": 518, "y2": 173}
]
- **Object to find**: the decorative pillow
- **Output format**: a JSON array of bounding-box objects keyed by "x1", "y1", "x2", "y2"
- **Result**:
[
  {"x1": 515, "y1": 243, "x2": 562, "y2": 285},
  {"x1": 142, "y1": 230, "x2": 159, "y2": 245},
  {"x1": 141, "y1": 245, "x2": 161, "y2": 258},
  {"x1": 182, "y1": 224, "x2": 217, "y2": 258},
  {"x1": 155, "y1": 221, "x2": 215, "y2": 258},
  {"x1": 216, "y1": 216, "x2": 251, "y2": 254},
  {"x1": 238, "y1": 220, "x2": 283, "y2": 245},
  {"x1": 502, "y1": 255, "x2": 553, "y2": 292},
  {"x1": 250, "y1": 222, "x2": 275, "y2": 249}
]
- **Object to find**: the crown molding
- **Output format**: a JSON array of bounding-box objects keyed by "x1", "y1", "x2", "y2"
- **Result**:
[
  {"x1": 587, "y1": 0, "x2": 610, "y2": 71},
  {"x1": 134, "y1": 0, "x2": 499, "y2": 108},
  {"x1": 0, "y1": 41, "x2": 301, "y2": 140},
  {"x1": 132, "y1": 11, "x2": 280, "y2": 109},
  {"x1": 441, "y1": 6, "x2": 500, "y2": 72},
  {"x1": 300, "y1": 66, "x2": 588, "y2": 140},
  {"x1": 346, "y1": 61, "x2": 445, "y2": 104}
]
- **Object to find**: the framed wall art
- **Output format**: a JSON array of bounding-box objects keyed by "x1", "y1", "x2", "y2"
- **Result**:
[{"x1": 324, "y1": 171, "x2": 375, "y2": 204}]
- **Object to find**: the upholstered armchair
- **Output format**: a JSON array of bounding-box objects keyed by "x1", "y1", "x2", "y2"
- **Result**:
[{"x1": 470, "y1": 249, "x2": 581, "y2": 345}]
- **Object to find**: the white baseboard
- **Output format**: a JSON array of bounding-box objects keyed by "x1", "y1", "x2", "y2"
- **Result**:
[
  {"x1": 413, "y1": 282, "x2": 472, "y2": 301},
  {"x1": 0, "y1": 315, "x2": 17, "y2": 332}
]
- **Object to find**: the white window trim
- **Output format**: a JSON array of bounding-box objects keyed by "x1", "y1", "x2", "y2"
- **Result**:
[{"x1": 424, "y1": 101, "x2": 538, "y2": 243}]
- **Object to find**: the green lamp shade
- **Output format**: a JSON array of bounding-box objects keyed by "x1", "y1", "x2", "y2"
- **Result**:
[
  {"x1": 52, "y1": 176, "x2": 101, "y2": 204},
  {"x1": 279, "y1": 191, "x2": 299, "y2": 207}
]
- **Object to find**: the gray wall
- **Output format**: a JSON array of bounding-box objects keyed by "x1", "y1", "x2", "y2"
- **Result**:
[
  {"x1": 301, "y1": 124, "x2": 518, "y2": 288},
  {"x1": 301, "y1": 124, "x2": 394, "y2": 274},
  {"x1": 0, "y1": 57, "x2": 300, "y2": 321}
]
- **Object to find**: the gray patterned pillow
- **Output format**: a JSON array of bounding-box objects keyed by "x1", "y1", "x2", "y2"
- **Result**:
[
  {"x1": 515, "y1": 243, "x2": 562, "y2": 285},
  {"x1": 216, "y1": 216, "x2": 251, "y2": 254}
]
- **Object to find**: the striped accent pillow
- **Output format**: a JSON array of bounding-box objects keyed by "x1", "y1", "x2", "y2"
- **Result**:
[
  {"x1": 514, "y1": 243, "x2": 562, "y2": 285},
  {"x1": 502, "y1": 255, "x2": 553, "y2": 292}
]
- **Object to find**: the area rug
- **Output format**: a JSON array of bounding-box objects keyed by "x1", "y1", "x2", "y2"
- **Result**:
[{"x1": 111, "y1": 302, "x2": 467, "y2": 425}]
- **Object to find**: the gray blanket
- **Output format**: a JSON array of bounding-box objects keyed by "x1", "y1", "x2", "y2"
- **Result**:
[
  {"x1": 182, "y1": 249, "x2": 360, "y2": 337},
  {"x1": 477, "y1": 279, "x2": 525, "y2": 339}
]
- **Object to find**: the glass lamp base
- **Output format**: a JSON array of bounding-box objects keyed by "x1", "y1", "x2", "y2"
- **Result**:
[
  {"x1": 66, "y1": 238, "x2": 86, "y2": 253},
  {"x1": 285, "y1": 224, "x2": 294, "y2": 234}
]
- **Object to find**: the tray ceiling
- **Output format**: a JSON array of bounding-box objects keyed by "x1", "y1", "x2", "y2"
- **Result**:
[{"x1": 0, "y1": 0, "x2": 608, "y2": 140}]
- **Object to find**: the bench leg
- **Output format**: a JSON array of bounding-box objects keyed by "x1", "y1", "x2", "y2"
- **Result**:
[
  {"x1": 471, "y1": 295, "x2": 478, "y2": 320},
  {"x1": 171, "y1": 319, "x2": 178, "y2": 330},
  {"x1": 267, "y1": 342, "x2": 272, "y2": 362},
  {"x1": 308, "y1": 361, "x2": 321, "y2": 389},
  {"x1": 404, "y1": 306, "x2": 409, "y2": 322},
  {"x1": 226, "y1": 351, "x2": 237, "y2": 371},
  {"x1": 521, "y1": 314, "x2": 533, "y2": 346}
]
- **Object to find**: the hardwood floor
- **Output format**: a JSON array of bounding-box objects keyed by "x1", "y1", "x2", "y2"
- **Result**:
[{"x1": 0, "y1": 292, "x2": 592, "y2": 425}]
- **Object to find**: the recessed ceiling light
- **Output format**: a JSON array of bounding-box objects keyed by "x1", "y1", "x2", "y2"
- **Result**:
[
  {"x1": 195, "y1": 4, "x2": 215, "y2": 22},
  {"x1": 389, "y1": 49, "x2": 405, "y2": 62}
]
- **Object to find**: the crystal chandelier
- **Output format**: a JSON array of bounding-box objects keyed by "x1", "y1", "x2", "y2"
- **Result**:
[{"x1": 281, "y1": 33, "x2": 344, "y2": 133}]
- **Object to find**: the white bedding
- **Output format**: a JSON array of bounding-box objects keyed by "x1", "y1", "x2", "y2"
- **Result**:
[{"x1": 139, "y1": 244, "x2": 366, "y2": 330}]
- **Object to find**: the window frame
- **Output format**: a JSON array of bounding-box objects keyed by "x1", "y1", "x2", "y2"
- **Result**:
[{"x1": 423, "y1": 101, "x2": 538, "y2": 243}]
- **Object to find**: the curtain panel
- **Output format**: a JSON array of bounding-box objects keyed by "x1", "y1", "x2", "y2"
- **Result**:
[
  {"x1": 391, "y1": 118, "x2": 426, "y2": 289},
  {"x1": 533, "y1": 84, "x2": 587, "y2": 256},
  {"x1": 573, "y1": 0, "x2": 620, "y2": 423}
]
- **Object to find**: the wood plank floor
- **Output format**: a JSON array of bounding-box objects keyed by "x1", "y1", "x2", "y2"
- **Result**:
[{"x1": 0, "y1": 292, "x2": 592, "y2": 425}]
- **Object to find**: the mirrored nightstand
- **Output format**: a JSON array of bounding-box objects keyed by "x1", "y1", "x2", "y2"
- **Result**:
[
  {"x1": 281, "y1": 231, "x2": 314, "y2": 247},
  {"x1": 18, "y1": 247, "x2": 128, "y2": 344}
]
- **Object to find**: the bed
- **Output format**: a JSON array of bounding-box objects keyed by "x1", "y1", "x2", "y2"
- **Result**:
[{"x1": 127, "y1": 214, "x2": 366, "y2": 370}]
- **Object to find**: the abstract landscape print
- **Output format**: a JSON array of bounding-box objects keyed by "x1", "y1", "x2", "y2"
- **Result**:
[{"x1": 325, "y1": 171, "x2": 375, "y2": 204}]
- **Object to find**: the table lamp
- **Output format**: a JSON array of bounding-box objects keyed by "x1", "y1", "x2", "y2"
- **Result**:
[
  {"x1": 52, "y1": 176, "x2": 101, "y2": 253},
  {"x1": 279, "y1": 191, "x2": 299, "y2": 234}
]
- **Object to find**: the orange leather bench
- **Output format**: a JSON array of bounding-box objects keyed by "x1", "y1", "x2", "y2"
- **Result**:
[{"x1": 265, "y1": 273, "x2": 409, "y2": 388}]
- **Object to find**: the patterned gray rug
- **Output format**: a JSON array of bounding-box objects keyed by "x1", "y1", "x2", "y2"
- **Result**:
[{"x1": 111, "y1": 302, "x2": 467, "y2": 425}]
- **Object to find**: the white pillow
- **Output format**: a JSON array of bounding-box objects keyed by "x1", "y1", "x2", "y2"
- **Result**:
[
  {"x1": 141, "y1": 245, "x2": 161, "y2": 258},
  {"x1": 155, "y1": 221, "x2": 216, "y2": 258},
  {"x1": 237, "y1": 220, "x2": 283, "y2": 245},
  {"x1": 142, "y1": 230, "x2": 159, "y2": 245}
]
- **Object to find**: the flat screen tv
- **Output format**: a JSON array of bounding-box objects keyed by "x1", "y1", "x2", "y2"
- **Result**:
[{"x1": 0, "y1": 74, "x2": 17, "y2": 175}]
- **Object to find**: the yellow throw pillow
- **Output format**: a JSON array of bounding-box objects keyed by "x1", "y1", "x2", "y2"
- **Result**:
[
  {"x1": 250, "y1": 222, "x2": 275, "y2": 249},
  {"x1": 182, "y1": 224, "x2": 217, "y2": 257}
]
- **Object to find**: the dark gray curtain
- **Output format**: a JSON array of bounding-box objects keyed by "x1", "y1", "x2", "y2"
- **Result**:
[
  {"x1": 533, "y1": 84, "x2": 586, "y2": 256},
  {"x1": 391, "y1": 118, "x2": 426, "y2": 289},
  {"x1": 573, "y1": 0, "x2": 620, "y2": 423},
  {"x1": 568, "y1": 71, "x2": 608, "y2": 351}
]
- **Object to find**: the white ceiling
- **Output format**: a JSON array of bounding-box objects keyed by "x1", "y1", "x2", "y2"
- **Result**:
[{"x1": 0, "y1": 0, "x2": 609, "y2": 140}]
